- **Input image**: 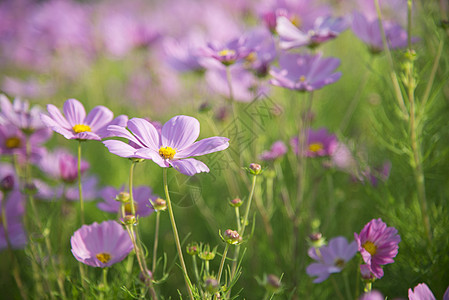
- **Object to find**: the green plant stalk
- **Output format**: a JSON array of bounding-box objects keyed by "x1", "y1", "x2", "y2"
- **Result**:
[
  {"x1": 128, "y1": 161, "x2": 137, "y2": 216},
  {"x1": 235, "y1": 207, "x2": 241, "y2": 232},
  {"x1": 152, "y1": 212, "x2": 160, "y2": 274},
  {"x1": 217, "y1": 244, "x2": 230, "y2": 284},
  {"x1": 99, "y1": 268, "x2": 108, "y2": 300},
  {"x1": 77, "y1": 141, "x2": 85, "y2": 225},
  {"x1": 163, "y1": 168, "x2": 194, "y2": 300},
  {"x1": 331, "y1": 276, "x2": 345, "y2": 300}
]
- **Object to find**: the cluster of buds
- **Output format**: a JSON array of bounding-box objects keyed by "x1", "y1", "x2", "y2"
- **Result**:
[
  {"x1": 221, "y1": 229, "x2": 242, "y2": 245},
  {"x1": 198, "y1": 244, "x2": 217, "y2": 261},
  {"x1": 151, "y1": 198, "x2": 167, "y2": 212},
  {"x1": 229, "y1": 198, "x2": 243, "y2": 208},
  {"x1": 186, "y1": 242, "x2": 199, "y2": 256}
]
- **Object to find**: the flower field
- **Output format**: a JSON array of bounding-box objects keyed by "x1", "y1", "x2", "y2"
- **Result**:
[{"x1": 1, "y1": 0, "x2": 449, "y2": 299}]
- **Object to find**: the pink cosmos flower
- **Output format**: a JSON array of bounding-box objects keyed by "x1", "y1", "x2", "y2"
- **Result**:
[
  {"x1": 270, "y1": 52, "x2": 341, "y2": 91},
  {"x1": 38, "y1": 148, "x2": 89, "y2": 183},
  {"x1": 408, "y1": 283, "x2": 436, "y2": 300},
  {"x1": 306, "y1": 236, "x2": 357, "y2": 283},
  {"x1": 104, "y1": 116, "x2": 229, "y2": 176},
  {"x1": 41, "y1": 98, "x2": 128, "y2": 141},
  {"x1": 354, "y1": 218, "x2": 401, "y2": 279},
  {"x1": 291, "y1": 128, "x2": 339, "y2": 157},
  {"x1": 98, "y1": 185, "x2": 157, "y2": 217},
  {"x1": 70, "y1": 220, "x2": 133, "y2": 268},
  {"x1": 259, "y1": 141, "x2": 287, "y2": 161},
  {"x1": 200, "y1": 37, "x2": 250, "y2": 66}
]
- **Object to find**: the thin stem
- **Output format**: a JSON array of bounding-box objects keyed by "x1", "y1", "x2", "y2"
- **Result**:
[
  {"x1": 235, "y1": 207, "x2": 241, "y2": 233},
  {"x1": 152, "y1": 212, "x2": 160, "y2": 273},
  {"x1": 330, "y1": 277, "x2": 345, "y2": 300},
  {"x1": 343, "y1": 272, "x2": 353, "y2": 300},
  {"x1": 129, "y1": 161, "x2": 137, "y2": 216},
  {"x1": 217, "y1": 244, "x2": 230, "y2": 284},
  {"x1": 77, "y1": 141, "x2": 85, "y2": 225},
  {"x1": 163, "y1": 168, "x2": 194, "y2": 300}
]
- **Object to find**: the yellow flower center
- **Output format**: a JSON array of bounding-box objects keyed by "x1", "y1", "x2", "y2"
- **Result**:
[
  {"x1": 299, "y1": 75, "x2": 306, "y2": 82},
  {"x1": 363, "y1": 241, "x2": 377, "y2": 256},
  {"x1": 246, "y1": 51, "x2": 257, "y2": 63},
  {"x1": 218, "y1": 49, "x2": 236, "y2": 57},
  {"x1": 5, "y1": 137, "x2": 21, "y2": 149},
  {"x1": 159, "y1": 146, "x2": 176, "y2": 160},
  {"x1": 308, "y1": 143, "x2": 323, "y2": 153},
  {"x1": 73, "y1": 124, "x2": 91, "y2": 133},
  {"x1": 290, "y1": 15, "x2": 302, "y2": 28},
  {"x1": 334, "y1": 258, "x2": 345, "y2": 268},
  {"x1": 96, "y1": 252, "x2": 112, "y2": 264},
  {"x1": 124, "y1": 203, "x2": 138, "y2": 215}
]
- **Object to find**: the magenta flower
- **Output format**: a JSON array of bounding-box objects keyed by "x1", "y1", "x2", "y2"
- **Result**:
[
  {"x1": 98, "y1": 185, "x2": 157, "y2": 217},
  {"x1": 41, "y1": 98, "x2": 128, "y2": 141},
  {"x1": 408, "y1": 283, "x2": 436, "y2": 300},
  {"x1": 259, "y1": 141, "x2": 287, "y2": 161},
  {"x1": 354, "y1": 218, "x2": 401, "y2": 279},
  {"x1": 291, "y1": 128, "x2": 339, "y2": 157},
  {"x1": 359, "y1": 291, "x2": 384, "y2": 300},
  {"x1": 39, "y1": 148, "x2": 89, "y2": 183},
  {"x1": 0, "y1": 190, "x2": 27, "y2": 250},
  {"x1": 306, "y1": 236, "x2": 357, "y2": 283},
  {"x1": 104, "y1": 116, "x2": 229, "y2": 176},
  {"x1": 276, "y1": 15, "x2": 347, "y2": 49},
  {"x1": 71, "y1": 220, "x2": 133, "y2": 268},
  {"x1": 270, "y1": 52, "x2": 341, "y2": 91}
]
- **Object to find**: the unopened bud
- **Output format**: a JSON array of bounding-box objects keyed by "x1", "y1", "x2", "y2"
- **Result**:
[
  {"x1": 307, "y1": 232, "x2": 326, "y2": 248},
  {"x1": 360, "y1": 264, "x2": 375, "y2": 281},
  {"x1": 139, "y1": 270, "x2": 153, "y2": 283},
  {"x1": 186, "y1": 242, "x2": 199, "y2": 256},
  {"x1": 24, "y1": 182, "x2": 37, "y2": 195},
  {"x1": 265, "y1": 274, "x2": 281, "y2": 292},
  {"x1": 248, "y1": 163, "x2": 262, "y2": 175},
  {"x1": 115, "y1": 192, "x2": 130, "y2": 203},
  {"x1": 0, "y1": 175, "x2": 14, "y2": 192},
  {"x1": 122, "y1": 215, "x2": 137, "y2": 226},
  {"x1": 198, "y1": 244, "x2": 216, "y2": 261},
  {"x1": 204, "y1": 277, "x2": 219, "y2": 294},
  {"x1": 199, "y1": 101, "x2": 212, "y2": 113},
  {"x1": 151, "y1": 198, "x2": 167, "y2": 211},
  {"x1": 229, "y1": 198, "x2": 243, "y2": 207},
  {"x1": 223, "y1": 229, "x2": 242, "y2": 245}
]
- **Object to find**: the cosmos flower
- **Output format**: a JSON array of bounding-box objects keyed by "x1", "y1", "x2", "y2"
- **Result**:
[
  {"x1": 70, "y1": 220, "x2": 133, "y2": 268},
  {"x1": 291, "y1": 128, "x2": 339, "y2": 157},
  {"x1": 306, "y1": 236, "x2": 357, "y2": 283},
  {"x1": 276, "y1": 15, "x2": 347, "y2": 49},
  {"x1": 259, "y1": 141, "x2": 287, "y2": 161},
  {"x1": 41, "y1": 98, "x2": 128, "y2": 141},
  {"x1": 97, "y1": 185, "x2": 157, "y2": 217},
  {"x1": 200, "y1": 37, "x2": 250, "y2": 66},
  {"x1": 38, "y1": 148, "x2": 89, "y2": 183},
  {"x1": 270, "y1": 52, "x2": 341, "y2": 91},
  {"x1": 359, "y1": 291, "x2": 384, "y2": 300},
  {"x1": 354, "y1": 218, "x2": 401, "y2": 279},
  {"x1": 242, "y1": 27, "x2": 276, "y2": 77},
  {"x1": 103, "y1": 115, "x2": 229, "y2": 176},
  {"x1": 408, "y1": 283, "x2": 436, "y2": 300}
]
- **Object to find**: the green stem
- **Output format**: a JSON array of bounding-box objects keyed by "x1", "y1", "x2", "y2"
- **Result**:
[
  {"x1": 152, "y1": 212, "x2": 160, "y2": 274},
  {"x1": 235, "y1": 207, "x2": 241, "y2": 233},
  {"x1": 217, "y1": 244, "x2": 230, "y2": 284},
  {"x1": 330, "y1": 277, "x2": 345, "y2": 300},
  {"x1": 163, "y1": 168, "x2": 194, "y2": 300},
  {"x1": 77, "y1": 141, "x2": 85, "y2": 225},
  {"x1": 129, "y1": 161, "x2": 137, "y2": 216}
]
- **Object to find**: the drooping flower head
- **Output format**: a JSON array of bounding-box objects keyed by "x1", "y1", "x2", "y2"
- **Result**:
[
  {"x1": 270, "y1": 52, "x2": 341, "y2": 91},
  {"x1": 259, "y1": 140, "x2": 287, "y2": 161},
  {"x1": 306, "y1": 236, "x2": 357, "y2": 283},
  {"x1": 291, "y1": 128, "x2": 339, "y2": 157},
  {"x1": 408, "y1": 283, "x2": 436, "y2": 300},
  {"x1": 104, "y1": 115, "x2": 229, "y2": 176},
  {"x1": 98, "y1": 185, "x2": 157, "y2": 217},
  {"x1": 354, "y1": 218, "x2": 401, "y2": 279},
  {"x1": 70, "y1": 220, "x2": 133, "y2": 268},
  {"x1": 41, "y1": 98, "x2": 128, "y2": 141}
]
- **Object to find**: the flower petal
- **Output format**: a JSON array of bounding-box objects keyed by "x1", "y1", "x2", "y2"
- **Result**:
[
  {"x1": 98, "y1": 115, "x2": 128, "y2": 138},
  {"x1": 134, "y1": 148, "x2": 168, "y2": 168},
  {"x1": 45, "y1": 104, "x2": 71, "y2": 129},
  {"x1": 176, "y1": 136, "x2": 229, "y2": 158},
  {"x1": 107, "y1": 125, "x2": 145, "y2": 148},
  {"x1": 161, "y1": 115, "x2": 199, "y2": 150},
  {"x1": 128, "y1": 118, "x2": 161, "y2": 151},
  {"x1": 103, "y1": 140, "x2": 138, "y2": 158},
  {"x1": 169, "y1": 158, "x2": 209, "y2": 176},
  {"x1": 63, "y1": 99, "x2": 86, "y2": 126},
  {"x1": 84, "y1": 106, "x2": 113, "y2": 132}
]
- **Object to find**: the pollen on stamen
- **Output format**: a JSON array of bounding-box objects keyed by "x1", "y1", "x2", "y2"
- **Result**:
[
  {"x1": 362, "y1": 241, "x2": 377, "y2": 256},
  {"x1": 73, "y1": 124, "x2": 91, "y2": 133},
  {"x1": 96, "y1": 252, "x2": 112, "y2": 264},
  {"x1": 299, "y1": 75, "x2": 307, "y2": 82},
  {"x1": 218, "y1": 49, "x2": 236, "y2": 57},
  {"x1": 5, "y1": 137, "x2": 21, "y2": 149},
  {"x1": 159, "y1": 146, "x2": 176, "y2": 160},
  {"x1": 308, "y1": 142, "x2": 323, "y2": 152}
]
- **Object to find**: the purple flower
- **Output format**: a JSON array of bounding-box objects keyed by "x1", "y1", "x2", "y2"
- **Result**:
[
  {"x1": 242, "y1": 27, "x2": 276, "y2": 77},
  {"x1": 104, "y1": 116, "x2": 229, "y2": 176},
  {"x1": 63, "y1": 176, "x2": 98, "y2": 202},
  {"x1": 0, "y1": 190, "x2": 27, "y2": 250},
  {"x1": 270, "y1": 52, "x2": 341, "y2": 91},
  {"x1": 70, "y1": 220, "x2": 133, "y2": 268},
  {"x1": 163, "y1": 31, "x2": 207, "y2": 73},
  {"x1": 41, "y1": 98, "x2": 128, "y2": 141},
  {"x1": 200, "y1": 37, "x2": 250, "y2": 66},
  {"x1": 306, "y1": 236, "x2": 357, "y2": 283},
  {"x1": 98, "y1": 185, "x2": 157, "y2": 217},
  {"x1": 291, "y1": 128, "x2": 339, "y2": 157},
  {"x1": 359, "y1": 291, "x2": 384, "y2": 300},
  {"x1": 362, "y1": 161, "x2": 391, "y2": 186},
  {"x1": 276, "y1": 15, "x2": 347, "y2": 49},
  {"x1": 38, "y1": 148, "x2": 89, "y2": 183},
  {"x1": 259, "y1": 141, "x2": 287, "y2": 161},
  {"x1": 354, "y1": 218, "x2": 401, "y2": 279},
  {"x1": 408, "y1": 283, "x2": 436, "y2": 300}
]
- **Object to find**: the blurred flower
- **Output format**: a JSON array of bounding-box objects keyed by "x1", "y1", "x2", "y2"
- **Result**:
[
  {"x1": 270, "y1": 53, "x2": 341, "y2": 91},
  {"x1": 0, "y1": 190, "x2": 27, "y2": 250},
  {"x1": 408, "y1": 283, "x2": 436, "y2": 300},
  {"x1": 163, "y1": 30, "x2": 206, "y2": 73},
  {"x1": 41, "y1": 98, "x2": 128, "y2": 141},
  {"x1": 38, "y1": 148, "x2": 89, "y2": 183},
  {"x1": 354, "y1": 218, "x2": 400, "y2": 279},
  {"x1": 150, "y1": 198, "x2": 167, "y2": 212},
  {"x1": 306, "y1": 236, "x2": 357, "y2": 283},
  {"x1": 242, "y1": 27, "x2": 276, "y2": 77},
  {"x1": 291, "y1": 128, "x2": 339, "y2": 157},
  {"x1": 63, "y1": 176, "x2": 98, "y2": 202},
  {"x1": 104, "y1": 116, "x2": 229, "y2": 176},
  {"x1": 259, "y1": 141, "x2": 287, "y2": 161},
  {"x1": 276, "y1": 15, "x2": 347, "y2": 49},
  {"x1": 362, "y1": 161, "x2": 391, "y2": 186},
  {"x1": 1, "y1": 78, "x2": 55, "y2": 100},
  {"x1": 98, "y1": 185, "x2": 156, "y2": 217},
  {"x1": 200, "y1": 37, "x2": 250, "y2": 66},
  {"x1": 70, "y1": 220, "x2": 133, "y2": 268},
  {"x1": 359, "y1": 290, "x2": 384, "y2": 300}
]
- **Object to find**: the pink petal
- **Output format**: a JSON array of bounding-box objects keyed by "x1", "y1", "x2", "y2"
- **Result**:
[
  {"x1": 63, "y1": 99, "x2": 86, "y2": 126},
  {"x1": 128, "y1": 118, "x2": 161, "y2": 151},
  {"x1": 176, "y1": 136, "x2": 229, "y2": 158},
  {"x1": 161, "y1": 115, "x2": 199, "y2": 150},
  {"x1": 84, "y1": 106, "x2": 113, "y2": 132},
  {"x1": 169, "y1": 158, "x2": 209, "y2": 176}
]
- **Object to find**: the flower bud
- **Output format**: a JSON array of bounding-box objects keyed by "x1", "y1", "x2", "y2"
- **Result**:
[
  {"x1": 222, "y1": 229, "x2": 242, "y2": 245},
  {"x1": 115, "y1": 192, "x2": 130, "y2": 203},
  {"x1": 122, "y1": 215, "x2": 137, "y2": 226},
  {"x1": 186, "y1": 242, "x2": 199, "y2": 256},
  {"x1": 307, "y1": 232, "x2": 326, "y2": 248},
  {"x1": 229, "y1": 198, "x2": 243, "y2": 207},
  {"x1": 198, "y1": 244, "x2": 216, "y2": 261},
  {"x1": 151, "y1": 198, "x2": 167, "y2": 212},
  {"x1": 139, "y1": 270, "x2": 153, "y2": 283},
  {"x1": 24, "y1": 182, "x2": 37, "y2": 195},
  {"x1": 199, "y1": 101, "x2": 212, "y2": 113},
  {"x1": 265, "y1": 274, "x2": 281, "y2": 293},
  {"x1": 247, "y1": 163, "x2": 262, "y2": 175},
  {"x1": 204, "y1": 277, "x2": 219, "y2": 294},
  {"x1": 0, "y1": 175, "x2": 14, "y2": 192},
  {"x1": 360, "y1": 264, "x2": 375, "y2": 281}
]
